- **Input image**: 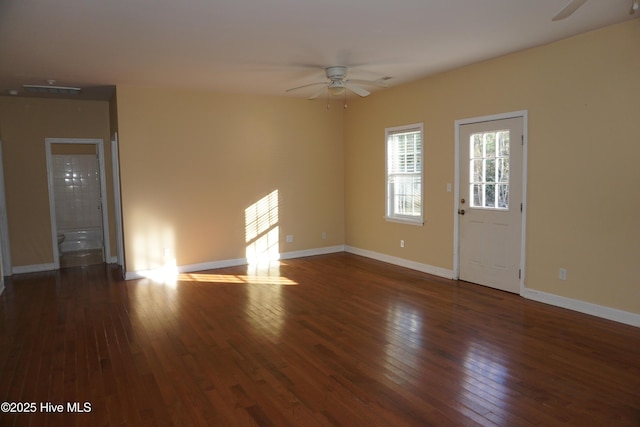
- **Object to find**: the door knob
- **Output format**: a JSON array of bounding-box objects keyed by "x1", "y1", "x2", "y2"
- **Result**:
[
  {"x1": 461, "y1": 198, "x2": 466, "y2": 204},
  {"x1": 458, "y1": 209, "x2": 465, "y2": 215}
]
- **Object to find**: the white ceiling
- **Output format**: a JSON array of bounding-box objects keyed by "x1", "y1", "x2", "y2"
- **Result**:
[{"x1": 0, "y1": 0, "x2": 637, "y2": 100}]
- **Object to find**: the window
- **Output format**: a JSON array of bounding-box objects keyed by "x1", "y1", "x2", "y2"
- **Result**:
[
  {"x1": 385, "y1": 123, "x2": 424, "y2": 225},
  {"x1": 469, "y1": 129, "x2": 510, "y2": 210}
]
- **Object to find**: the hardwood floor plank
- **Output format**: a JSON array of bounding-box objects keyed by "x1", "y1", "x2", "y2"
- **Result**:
[{"x1": 1, "y1": 254, "x2": 639, "y2": 426}]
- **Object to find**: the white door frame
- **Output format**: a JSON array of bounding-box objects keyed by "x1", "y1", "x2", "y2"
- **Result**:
[
  {"x1": 0, "y1": 139, "x2": 11, "y2": 277},
  {"x1": 111, "y1": 132, "x2": 125, "y2": 271},
  {"x1": 45, "y1": 138, "x2": 111, "y2": 269},
  {"x1": 453, "y1": 110, "x2": 528, "y2": 294}
]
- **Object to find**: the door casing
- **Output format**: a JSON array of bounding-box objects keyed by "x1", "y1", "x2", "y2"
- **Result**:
[
  {"x1": 0, "y1": 140, "x2": 10, "y2": 278},
  {"x1": 453, "y1": 110, "x2": 528, "y2": 294},
  {"x1": 111, "y1": 132, "x2": 125, "y2": 273}
]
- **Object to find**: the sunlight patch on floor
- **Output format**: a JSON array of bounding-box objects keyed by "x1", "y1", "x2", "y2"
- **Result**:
[
  {"x1": 178, "y1": 272, "x2": 298, "y2": 286},
  {"x1": 138, "y1": 258, "x2": 179, "y2": 287}
]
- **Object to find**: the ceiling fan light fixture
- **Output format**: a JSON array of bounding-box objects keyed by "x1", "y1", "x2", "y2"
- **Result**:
[
  {"x1": 328, "y1": 87, "x2": 345, "y2": 96},
  {"x1": 631, "y1": 0, "x2": 639, "y2": 14},
  {"x1": 328, "y1": 83, "x2": 346, "y2": 96}
]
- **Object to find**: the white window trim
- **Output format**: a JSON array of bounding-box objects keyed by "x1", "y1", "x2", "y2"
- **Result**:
[{"x1": 385, "y1": 122, "x2": 424, "y2": 226}]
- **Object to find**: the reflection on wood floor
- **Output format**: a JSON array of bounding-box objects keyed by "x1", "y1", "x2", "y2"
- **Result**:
[
  {"x1": 59, "y1": 249, "x2": 104, "y2": 269},
  {"x1": 0, "y1": 253, "x2": 639, "y2": 426}
]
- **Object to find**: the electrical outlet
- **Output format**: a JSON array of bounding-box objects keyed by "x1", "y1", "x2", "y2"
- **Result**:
[
  {"x1": 559, "y1": 268, "x2": 567, "y2": 281},
  {"x1": 322, "y1": 232, "x2": 326, "y2": 240},
  {"x1": 400, "y1": 240, "x2": 405, "y2": 248},
  {"x1": 286, "y1": 235, "x2": 293, "y2": 243}
]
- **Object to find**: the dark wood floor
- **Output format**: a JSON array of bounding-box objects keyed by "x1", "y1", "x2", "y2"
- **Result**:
[
  {"x1": 59, "y1": 249, "x2": 104, "y2": 269},
  {"x1": 1, "y1": 253, "x2": 639, "y2": 426}
]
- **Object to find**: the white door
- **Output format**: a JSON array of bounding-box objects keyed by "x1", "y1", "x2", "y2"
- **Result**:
[{"x1": 458, "y1": 116, "x2": 524, "y2": 293}]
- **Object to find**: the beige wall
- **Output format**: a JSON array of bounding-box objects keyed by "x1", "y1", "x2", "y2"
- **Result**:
[
  {"x1": 115, "y1": 87, "x2": 344, "y2": 272},
  {"x1": 0, "y1": 97, "x2": 116, "y2": 267},
  {"x1": 345, "y1": 20, "x2": 640, "y2": 314},
  {"x1": 0, "y1": 20, "x2": 635, "y2": 318}
]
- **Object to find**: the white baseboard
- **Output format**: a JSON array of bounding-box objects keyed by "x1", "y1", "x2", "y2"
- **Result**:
[
  {"x1": 522, "y1": 288, "x2": 640, "y2": 328},
  {"x1": 12, "y1": 263, "x2": 57, "y2": 275},
  {"x1": 280, "y1": 245, "x2": 345, "y2": 260},
  {"x1": 12, "y1": 255, "x2": 117, "y2": 275},
  {"x1": 179, "y1": 258, "x2": 248, "y2": 274},
  {"x1": 124, "y1": 246, "x2": 347, "y2": 280},
  {"x1": 345, "y1": 245, "x2": 455, "y2": 280},
  {"x1": 121, "y1": 245, "x2": 640, "y2": 328},
  {"x1": 125, "y1": 257, "x2": 247, "y2": 280},
  {"x1": 346, "y1": 246, "x2": 639, "y2": 327}
]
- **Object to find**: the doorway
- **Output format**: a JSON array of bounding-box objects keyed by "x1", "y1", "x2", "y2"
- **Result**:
[
  {"x1": 454, "y1": 111, "x2": 527, "y2": 294},
  {"x1": 45, "y1": 138, "x2": 111, "y2": 269}
]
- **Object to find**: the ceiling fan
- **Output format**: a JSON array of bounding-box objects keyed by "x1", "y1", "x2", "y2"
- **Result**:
[
  {"x1": 285, "y1": 66, "x2": 389, "y2": 100},
  {"x1": 552, "y1": 0, "x2": 587, "y2": 21},
  {"x1": 553, "y1": 0, "x2": 639, "y2": 20}
]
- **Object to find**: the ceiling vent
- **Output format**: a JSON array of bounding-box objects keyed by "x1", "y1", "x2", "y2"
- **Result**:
[{"x1": 23, "y1": 84, "x2": 82, "y2": 95}]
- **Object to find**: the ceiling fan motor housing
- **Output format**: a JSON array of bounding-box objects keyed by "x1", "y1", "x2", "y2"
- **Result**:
[
  {"x1": 326, "y1": 66, "x2": 347, "y2": 81},
  {"x1": 285, "y1": 65, "x2": 372, "y2": 99}
]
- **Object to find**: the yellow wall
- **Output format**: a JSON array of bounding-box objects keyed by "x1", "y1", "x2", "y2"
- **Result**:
[
  {"x1": 115, "y1": 87, "x2": 344, "y2": 272},
  {"x1": 345, "y1": 20, "x2": 640, "y2": 313},
  {"x1": 0, "y1": 97, "x2": 116, "y2": 267},
  {"x1": 1, "y1": 20, "x2": 635, "y2": 318}
]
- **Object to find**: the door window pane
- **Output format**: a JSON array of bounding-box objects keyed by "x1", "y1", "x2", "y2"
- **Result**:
[
  {"x1": 485, "y1": 133, "x2": 496, "y2": 157},
  {"x1": 498, "y1": 184, "x2": 509, "y2": 208},
  {"x1": 498, "y1": 131, "x2": 510, "y2": 156},
  {"x1": 473, "y1": 135, "x2": 483, "y2": 157},
  {"x1": 484, "y1": 184, "x2": 495, "y2": 208},
  {"x1": 485, "y1": 159, "x2": 496, "y2": 183},
  {"x1": 473, "y1": 184, "x2": 482, "y2": 206},
  {"x1": 469, "y1": 130, "x2": 510, "y2": 210},
  {"x1": 497, "y1": 158, "x2": 509, "y2": 183}
]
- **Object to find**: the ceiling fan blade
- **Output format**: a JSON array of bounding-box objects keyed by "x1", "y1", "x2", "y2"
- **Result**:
[
  {"x1": 348, "y1": 78, "x2": 389, "y2": 88},
  {"x1": 309, "y1": 86, "x2": 327, "y2": 100},
  {"x1": 346, "y1": 84, "x2": 370, "y2": 97},
  {"x1": 285, "y1": 81, "x2": 326, "y2": 93},
  {"x1": 552, "y1": 0, "x2": 587, "y2": 21}
]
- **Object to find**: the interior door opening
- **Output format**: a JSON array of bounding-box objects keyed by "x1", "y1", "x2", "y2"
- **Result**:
[{"x1": 46, "y1": 138, "x2": 111, "y2": 269}]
